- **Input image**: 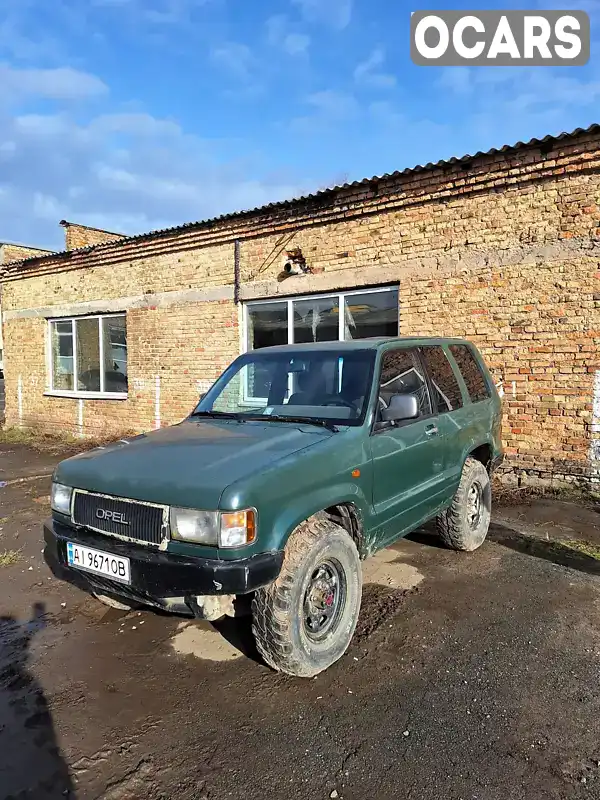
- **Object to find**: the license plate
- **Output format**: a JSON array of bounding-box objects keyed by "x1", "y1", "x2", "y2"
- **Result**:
[{"x1": 66, "y1": 542, "x2": 131, "y2": 584}]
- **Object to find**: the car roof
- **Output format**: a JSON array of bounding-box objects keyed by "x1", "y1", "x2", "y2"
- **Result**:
[{"x1": 249, "y1": 336, "x2": 470, "y2": 354}]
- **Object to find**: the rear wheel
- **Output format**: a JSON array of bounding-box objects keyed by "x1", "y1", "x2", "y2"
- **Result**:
[
  {"x1": 252, "y1": 514, "x2": 362, "y2": 677},
  {"x1": 437, "y1": 457, "x2": 491, "y2": 551}
]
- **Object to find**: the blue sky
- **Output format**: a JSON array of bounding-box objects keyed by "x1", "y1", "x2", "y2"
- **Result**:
[{"x1": 1, "y1": 0, "x2": 599, "y2": 250}]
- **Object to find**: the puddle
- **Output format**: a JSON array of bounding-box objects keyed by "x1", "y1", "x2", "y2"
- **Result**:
[
  {"x1": 362, "y1": 547, "x2": 424, "y2": 590},
  {"x1": 171, "y1": 622, "x2": 243, "y2": 662}
]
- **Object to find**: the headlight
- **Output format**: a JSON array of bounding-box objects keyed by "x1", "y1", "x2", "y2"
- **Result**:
[
  {"x1": 170, "y1": 508, "x2": 256, "y2": 547},
  {"x1": 170, "y1": 508, "x2": 219, "y2": 545},
  {"x1": 51, "y1": 483, "x2": 72, "y2": 516}
]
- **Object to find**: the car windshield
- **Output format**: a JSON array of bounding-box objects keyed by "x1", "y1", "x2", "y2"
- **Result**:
[{"x1": 192, "y1": 348, "x2": 376, "y2": 427}]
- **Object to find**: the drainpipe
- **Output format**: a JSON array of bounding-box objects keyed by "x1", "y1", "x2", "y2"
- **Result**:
[{"x1": 234, "y1": 239, "x2": 240, "y2": 305}]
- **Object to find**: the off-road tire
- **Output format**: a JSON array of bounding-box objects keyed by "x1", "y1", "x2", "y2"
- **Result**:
[
  {"x1": 252, "y1": 514, "x2": 362, "y2": 677},
  {"x1": 436, "y1": 457, "x2": 491, "y2": 552}
]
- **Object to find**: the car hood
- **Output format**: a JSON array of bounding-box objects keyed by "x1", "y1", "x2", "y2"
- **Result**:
[{"x1": 54, "y1": 418, "x2": 329, "y2": 509}]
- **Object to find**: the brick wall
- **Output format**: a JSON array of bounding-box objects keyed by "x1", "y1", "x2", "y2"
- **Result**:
[
  {"x1": 1, "y1": 127, "x2": 600, "y2": 481},
  {"x1": 60, "y1": 221, "x2": 125, "y2": 251},
  {"x1": 401, "y1": 253, "x2": 599, "y2": 481}
]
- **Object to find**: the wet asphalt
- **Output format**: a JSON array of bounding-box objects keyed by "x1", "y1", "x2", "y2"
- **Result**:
[{"x1": 1, "y1": 442, "x2": 600, "y2": 800}]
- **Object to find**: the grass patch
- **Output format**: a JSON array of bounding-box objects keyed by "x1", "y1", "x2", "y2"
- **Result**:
[
  {"x1": 0, "y1": 549, "x2": 21, "y2": 567},
  {"x1": 0, "y1": 425, "x2": 134, "y2": 455},
  {"x1": 562, "y1": 539, "x2": 600, "y2": 561},
  {"x1": 0, "y1": 426, "x2": 77, "y2": 449},
  {"x1": 493, "y1": 478, "x2": 600, "y2": 510}
]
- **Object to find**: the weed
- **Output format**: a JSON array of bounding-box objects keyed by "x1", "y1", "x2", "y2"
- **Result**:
[
  {"x1": 562, "y1": 540, "x2": 600, "y2": 561},
  {"x1": 0, "y1": 550, "x2": 21, "y2": 567}
]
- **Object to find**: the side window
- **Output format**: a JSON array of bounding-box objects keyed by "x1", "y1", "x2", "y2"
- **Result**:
[
  {"x1": 377, "y1": 348, "x2": 432, "y2": 422},
  {"x1": 449, "y1": 345, "x2": 491, "y2": 403},
  {"x1": 419, "y1": 346, "x2": 463, "y2": 413}
]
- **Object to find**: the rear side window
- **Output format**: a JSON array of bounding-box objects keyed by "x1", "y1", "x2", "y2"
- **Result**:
[
  {"x1": 449, "y1": 345, "x2": 491, "y2": 403},
  {"x1": 419, "y1": 346, "x2": 463, "y2": 413}
]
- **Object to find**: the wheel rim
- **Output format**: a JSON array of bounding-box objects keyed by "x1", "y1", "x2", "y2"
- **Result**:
[
  {"x1": 303, "y1": 559, "x2": 346, "y2": 641},
  {"x1": 467, "y1": 481, "x2": 484, "y2": 529}
]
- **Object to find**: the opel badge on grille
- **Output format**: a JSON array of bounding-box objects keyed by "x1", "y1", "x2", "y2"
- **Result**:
[{"x1": 96, "y1": 508, "x2": 129, "y2": 525}]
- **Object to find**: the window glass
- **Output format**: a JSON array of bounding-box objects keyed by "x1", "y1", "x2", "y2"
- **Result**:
[
  {"x1": 103, "y1": 317, "x2": 128, "y2": 393},
  {"x1": 76, "y1": 318, "x2": 101, "y2": 391},
  {"x1": 244, "y1": 288, "x2": 399, "y2": 353},
  {"x1": 377, "y1": 348, "x2": 431, "y2": 421},
  {"x1": 419, "y1": 346, "x2": 463, "y2": 413},
  {"x1": 50, "y1": 315, "x2": 127, "y2": 394},
  {"x1": 344, "y1": 289, "x2": 399, "y2": 339},
  {"x1": 449, "y1": 345, "x2": 490, "y2": 403},
  {"x1": 293, "y1": 296, "x2": 339, "y2": 343},
  {"x1": 200, "y1": 349, "x2": 375, "y2": 427},
  {"x1": 247, "y1": 302, "x2": 287, "y2": 350},
  {"x1": 51, "y1": 320, "x2": 74, "y2": 391}
]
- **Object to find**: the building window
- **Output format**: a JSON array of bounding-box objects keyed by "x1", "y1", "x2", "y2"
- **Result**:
[
  {"x1": 49, "y1": 314, "x2": 128, "y2": 397},
  {"x1": 244, "y1": 287, "x2": 399, "y2": 352}
]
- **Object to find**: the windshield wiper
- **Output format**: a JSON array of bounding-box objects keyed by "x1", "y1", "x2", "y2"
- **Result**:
[
  {"x1": 242, "y1": 414, "x2": 337, "y2": 432},
  {"x1": 190, "y1": 410, "x2": 245, "y2": 421}
]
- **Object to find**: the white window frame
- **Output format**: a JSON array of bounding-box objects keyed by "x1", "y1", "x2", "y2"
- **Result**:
[
  {"x1": 46, "y1": 313, "x2": 128, "y2": 400},
  {"x1": 241, "y1": 286, "x2": 398, "y2": 404},
  {"x1": 241, "y1": 285, "x2": 399, "y2": 354}
]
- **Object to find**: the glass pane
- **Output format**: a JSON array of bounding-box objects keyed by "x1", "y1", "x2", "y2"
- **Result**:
[
  {"x1": 449, "y1": 345, "x2": 490, "y2": 403},
  {"x1": 198, "y1": 349, "x2": 375, "y2": 425},
  {"x1": 51, "y1": 320, "x2": 74, "y2": 391},
  {"x1": 247, "y1": 302, "x2": 288, "y2": 350},
  {"x1": 419, "y1": 346, "x2": 463, "y2": 413},
  {"x1": 378, "y1": 348, "x2": 431, "y2": 419},
  {"x1": 76, "y1": 318, "x2": 101, "y2": 391},
  {"x1": 344, "y1": 289, "x2": 398, "y2": 339},
  {"x1": 103, "y1": 316, "x2": 128, "y2": 394},
  {"x1": 293, "y1": 296, "x2": 339, "y2": 343}
]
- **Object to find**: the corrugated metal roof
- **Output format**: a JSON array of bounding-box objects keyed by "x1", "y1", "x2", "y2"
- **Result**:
[{"x1": 3, "y1": 122, "x2": 600, "y2": 269}]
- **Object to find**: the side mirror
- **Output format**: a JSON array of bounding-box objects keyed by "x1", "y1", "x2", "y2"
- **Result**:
[{"x1": 381, "y1": 394, "x2": 419, "y2": 423}]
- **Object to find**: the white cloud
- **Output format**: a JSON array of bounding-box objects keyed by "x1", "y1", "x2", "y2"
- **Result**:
[
  {"x1": 0, "y1": 64, "x2": 108, "y2": 101},
  {"x1": 292, "y1": 0, "x2": 352, "y2": 30},
  {"x1": 91, "y1": 0, "x2": 211, "y2": 23},
  {"x1": 266, "y1": 15, "x2": 310, "y2": 55},
  {"x1": 291, "y1": 90, "x2": 359, "y2": 133},
  {"x1": 283, "y1": 33, "x2": 310, "y2": 55},
  {"x1": 0, "y1": 104, "x2": 307, "y2": 248},
  {"x1": 438, "y1": 67, "x2": 472, "y2": 96},
  {"x1": 90, "y1": 112, "x2": 183, "y2": 138},
  {"x1": 354, "y1": 48, "x2": 396, "y2": 89},
  {"x1": 306, "y1": 90, "x2": 359, "y2": 119},
  {"x1": 210, "y1": 42, "x2": 256, "y2": 81}
]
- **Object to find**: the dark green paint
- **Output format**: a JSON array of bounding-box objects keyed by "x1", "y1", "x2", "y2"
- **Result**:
[{"x1": 53, "y1": 337, "x2": 503, "y2": 563}]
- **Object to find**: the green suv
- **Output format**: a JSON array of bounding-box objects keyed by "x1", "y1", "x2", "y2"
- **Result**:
[{"x1": 44, "y1": 337, "x2": 503, "y2": 676}]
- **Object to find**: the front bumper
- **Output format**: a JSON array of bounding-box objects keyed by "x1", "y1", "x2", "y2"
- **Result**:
[{"x1": 44, "y1": 518, "x2": 283, "y2": 612}]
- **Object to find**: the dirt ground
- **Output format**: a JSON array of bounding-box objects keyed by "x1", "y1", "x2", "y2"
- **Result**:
[{"x1": 2, "y1": 442, "x2": 600, "y2": 800}]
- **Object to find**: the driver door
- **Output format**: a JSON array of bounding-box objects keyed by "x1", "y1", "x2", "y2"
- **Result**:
[{"x1": 370, "y1": 346, "x2": 444, "y2": 545}]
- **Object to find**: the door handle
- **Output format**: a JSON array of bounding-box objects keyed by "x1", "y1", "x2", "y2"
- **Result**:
[{"x1": 425, "y1": 425, "x2": 439, "y2": 436}]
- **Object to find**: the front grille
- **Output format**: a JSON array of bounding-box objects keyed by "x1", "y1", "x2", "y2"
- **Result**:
[{"x1": 72, "y1": 491, "x2": 165, "y2": 546}]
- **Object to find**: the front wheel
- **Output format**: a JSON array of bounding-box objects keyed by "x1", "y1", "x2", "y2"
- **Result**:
[
  {"x1": 437, "y1": 457, "x2": 491, "y2": 551},
  {"x1": 252, "y1": 515, "x2": 362, "y2": 677}
]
